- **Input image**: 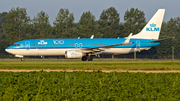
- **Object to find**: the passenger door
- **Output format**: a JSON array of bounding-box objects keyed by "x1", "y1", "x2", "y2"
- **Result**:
[{"x1": 25, "y1": 41, "x2": 30, "y2": 49}]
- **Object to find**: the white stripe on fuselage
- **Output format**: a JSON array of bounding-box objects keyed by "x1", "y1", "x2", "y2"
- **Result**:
[{"x1": 5, "y1": 47, "x2": 151, "y2": 56}]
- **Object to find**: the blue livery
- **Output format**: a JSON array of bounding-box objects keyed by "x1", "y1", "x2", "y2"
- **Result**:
[{"x1": 5, "y1": 9, "x2": 167, "y2": 61}]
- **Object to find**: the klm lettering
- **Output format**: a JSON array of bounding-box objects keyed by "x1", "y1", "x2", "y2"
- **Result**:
[
  {"x1": 146, "y1": 27, "x2": 159, "y2": 31},
  {"x1": 146, "y1": 23, "x2": 159, "y2": 31}
]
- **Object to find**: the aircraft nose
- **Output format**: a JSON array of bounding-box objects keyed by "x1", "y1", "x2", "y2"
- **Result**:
[
  {"x1": 5, "y1": 49, "x2": 9, "y2": 53},
  {"x1": 5, "y1": 48, "x2": 12, "y2": 53}
]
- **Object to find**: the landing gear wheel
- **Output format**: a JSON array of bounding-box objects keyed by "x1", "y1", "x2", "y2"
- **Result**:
[
  {"x1": 88, "y1": 56, "x2": 93, "y2": 61},
  {"x1": 21, "y1": 58, "x2": 24, "y2": 61},
  {"x1": 82, "y1": 56, "x2": 87, "y2": 61}
]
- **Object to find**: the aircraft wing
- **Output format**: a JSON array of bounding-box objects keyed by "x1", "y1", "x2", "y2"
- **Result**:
[{"x1": 81, "y1": 33, "x2": 132, "y2": 52}]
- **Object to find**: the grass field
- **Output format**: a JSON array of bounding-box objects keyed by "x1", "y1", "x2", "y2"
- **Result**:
[
  {"x1": 1, "y1": 71, "x2": 180, "y2": 100},
  {"x1": 0, "y1": 58, "x2": 179, "y2": 70},
  {"x1": 1, "y1": 59, "x2": 180, "y2": 100}
]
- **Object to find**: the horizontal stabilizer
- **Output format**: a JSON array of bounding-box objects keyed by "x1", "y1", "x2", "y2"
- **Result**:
[{"x1": 149, "y1": 37, "x2": 175, "y2": 43}]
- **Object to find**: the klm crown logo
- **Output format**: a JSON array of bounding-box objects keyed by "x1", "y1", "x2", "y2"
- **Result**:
[
  {"x1": 38, "y1": 40, "x2": 47, "y2": 44},
  {"x1": 71, "y1": 52, "x2": 75, "y2": 56},
  {"x1": 150, "y1": 23, "x2": 156, "y2": 27},
  {"x1": 146, "y1": 23, "x2": 159, "y2": 31}
]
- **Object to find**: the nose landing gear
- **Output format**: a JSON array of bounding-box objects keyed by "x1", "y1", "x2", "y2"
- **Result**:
[{"x1": 21, "y1": 58, "x2": 25, "y2": 61}]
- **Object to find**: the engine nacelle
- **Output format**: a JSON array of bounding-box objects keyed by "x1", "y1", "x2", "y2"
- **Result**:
[{"x1": 65, "y1": 50, "x2": 83, "y2": 59}]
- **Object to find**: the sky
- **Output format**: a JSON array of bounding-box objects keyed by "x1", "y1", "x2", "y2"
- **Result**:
[{"x1": 0, "y1": 0, "x2": 180, "y2": 26}]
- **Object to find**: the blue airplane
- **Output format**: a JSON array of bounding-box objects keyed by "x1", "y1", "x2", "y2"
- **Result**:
[{"x1": 5, "y1": 9, "x2": 172, "y2": 61}]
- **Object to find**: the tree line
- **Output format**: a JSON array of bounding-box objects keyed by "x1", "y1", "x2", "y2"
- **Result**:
[{"x1": 0, "y1": 7, "x2": 179, "y2": 59}]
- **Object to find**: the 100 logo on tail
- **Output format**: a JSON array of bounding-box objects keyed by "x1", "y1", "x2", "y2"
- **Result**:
[{"x1": 146, "y1": 23, "x2": 159, "y2": 31}]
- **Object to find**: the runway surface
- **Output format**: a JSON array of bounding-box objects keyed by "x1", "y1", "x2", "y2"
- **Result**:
[{"x1": 1, "y1": 69, "x2": 180, "y2": 73}]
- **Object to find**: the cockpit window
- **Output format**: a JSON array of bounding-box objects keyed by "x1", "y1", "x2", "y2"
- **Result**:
[{"x1": 12, "y1": 44, "x2": 19, "y2": 46}]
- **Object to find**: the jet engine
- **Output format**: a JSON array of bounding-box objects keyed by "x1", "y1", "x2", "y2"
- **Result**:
[{"x1": 65, "y1": 50, "x2": 83, "y2": 58}]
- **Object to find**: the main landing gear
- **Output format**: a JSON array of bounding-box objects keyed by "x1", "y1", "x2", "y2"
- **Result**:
[
  {"x1": 81, "y1": 55, "x2": 93, "y2": 61},
  {"x1": 82, "y1": 56, "x2": 87, "y2": 61}
]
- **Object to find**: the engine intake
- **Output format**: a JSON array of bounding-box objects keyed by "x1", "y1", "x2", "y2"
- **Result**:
[{"x1": 65, "y1": 50, "x2": 83, "y2": 59}]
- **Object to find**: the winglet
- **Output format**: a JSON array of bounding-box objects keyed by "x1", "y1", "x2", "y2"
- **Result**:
[
  {"x1": 122, "y1": 33, "x2": 132, "y2": 45},
  {"x1": 90, "y1": 35, "x2": 94, "y2": 39}
]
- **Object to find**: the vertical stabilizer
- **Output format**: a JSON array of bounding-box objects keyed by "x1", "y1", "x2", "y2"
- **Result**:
[{"x1": 131, "y1": 9, "x2": 165, "y2": 39}]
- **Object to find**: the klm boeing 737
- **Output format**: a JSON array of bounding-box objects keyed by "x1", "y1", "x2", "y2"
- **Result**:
[{"x1": 5, "y1": 9, "x2": 171, "y2": 61}]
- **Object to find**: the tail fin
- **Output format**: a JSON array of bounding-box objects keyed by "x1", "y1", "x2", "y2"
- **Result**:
[{"x1": 131, "y1": 9, "x2": 165, "y2": 39}]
